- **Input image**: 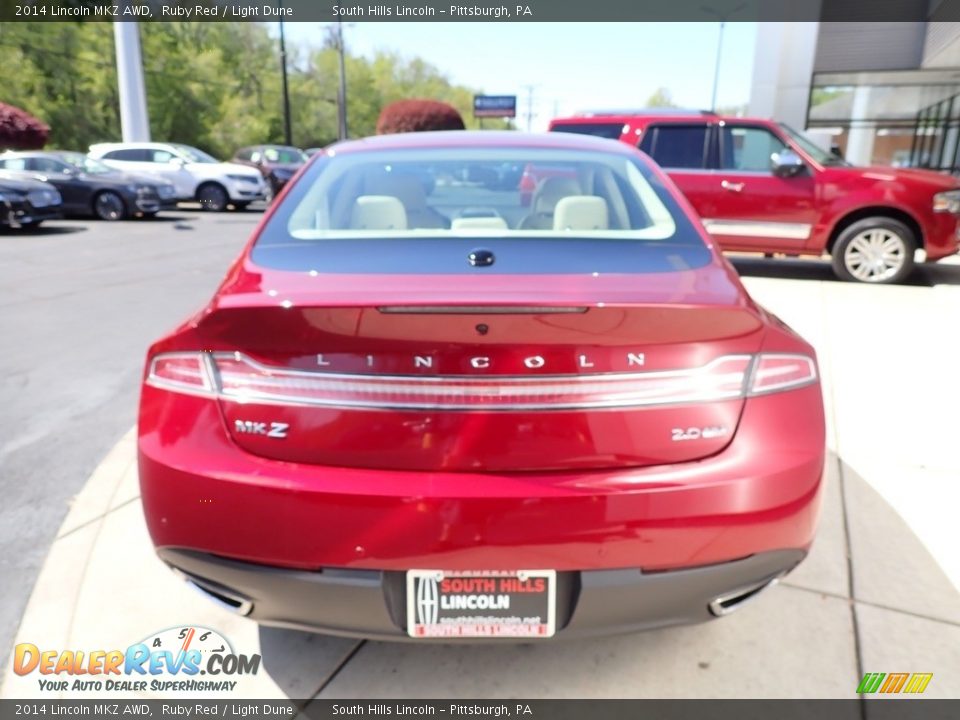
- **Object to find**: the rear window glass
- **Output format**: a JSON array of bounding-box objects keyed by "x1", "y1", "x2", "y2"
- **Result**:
[
  {"x1": 550, "y1": 123, "x2": 625, "y2": 141},
  {"x1": 253, "y1": 145, "x2": 711, "y2": 274}
]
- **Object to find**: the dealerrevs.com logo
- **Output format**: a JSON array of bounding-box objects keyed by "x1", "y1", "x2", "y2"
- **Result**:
[{"x1": 13, "y1": 626, "x2": 260, "y2": 693}]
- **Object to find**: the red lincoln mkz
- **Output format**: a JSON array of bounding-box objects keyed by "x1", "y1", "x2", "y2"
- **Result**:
[{"x1": 138, "y1": 131, "x2": 826, "y2": 640}]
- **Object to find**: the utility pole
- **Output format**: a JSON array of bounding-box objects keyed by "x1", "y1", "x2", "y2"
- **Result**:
[
  {"x1": 702, "y1": 3, "x2": 746, "y2": 112},
  {"x1": 113, "y1": 21, "x2": 150, "y2": 142},
  {"x1": 278, "y1": 3, "x2": 292, "y2": 146},
  {"x1": 523, "y1": 85, "x2": 536, "y2": 132},
  {"x1": 336, "y1": 20, "x2": 348, "y2": 140}
]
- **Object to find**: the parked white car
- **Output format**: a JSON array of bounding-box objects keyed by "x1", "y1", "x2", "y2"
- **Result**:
[{"x1": 88, "y1": 142, "x2": 266, "y2": 211}]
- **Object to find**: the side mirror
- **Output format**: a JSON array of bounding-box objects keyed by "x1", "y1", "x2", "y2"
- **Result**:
[
  {"x1": 169, "y1": 157, "x2": 186, "y2": 167},
  {"x1": 771, "y1": 149, "x2": 805, "y2": 178},
  {"x1": 62, "y1": 166, "x2": 79, "y2": 177}
]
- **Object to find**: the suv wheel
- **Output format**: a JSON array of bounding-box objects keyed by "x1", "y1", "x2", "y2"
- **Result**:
[
  {"x1": 93, "y1": 191, "x2": 127, "y2": 221},
  {"x1": 197, "y1": 183, "x2": 229, "y2": 212},
  {"x1": 831, "y1": 217, "x2": 916, "y2": 284}
]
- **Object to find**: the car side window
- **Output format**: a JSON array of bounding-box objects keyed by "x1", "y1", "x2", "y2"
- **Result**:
[
  {"x1": 720, "y1": 126, "x2": 788, "y2": 173},
  {"x1": 104, "y1": 149, "x2": 147, "y2": 161},
  {"x1": 0, "y1": 158, "x2": 27, "y2": 171},
  {"x1": 150, "y1": 150, "x2": 175, "y2": 163},
  {"x1": 638, "y1": 125, "x2": 709, "y2": 170},
  {"x1": 27, "y1": 158, "x2": 67, "y2": 174}
]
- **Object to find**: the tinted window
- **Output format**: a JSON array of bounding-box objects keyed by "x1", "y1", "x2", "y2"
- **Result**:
[
  {"x1": 639, "y1": 125, "x2": 709, "y2": 169},
  {"x1": 235, "y1": 148, "x2": 252, "y2": 161},
  {"x1": 103, "y1": 149, "x2": 148, "y2": 161},
  {"x1": 720, "y1": 126, "x2": 787, "y2": 172},
  {"x1": 550, "y1": 123, "x2": 625, "y2": 141},
  {"x1": 27, "y1": 157, "x2": 69, "y2": 173},
  {"x1": 252, "y1": 145, "x2": 712, "y2": 275}
]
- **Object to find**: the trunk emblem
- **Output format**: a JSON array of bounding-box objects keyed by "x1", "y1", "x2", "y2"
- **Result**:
[{"x1": 468, "y1": 248, "x2": 495, "y2": 267}]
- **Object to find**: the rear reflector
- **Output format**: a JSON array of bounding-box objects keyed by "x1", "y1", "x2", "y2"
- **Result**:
[{"x1": 146, "y1": 352, "x2": 817, "y2": 411}]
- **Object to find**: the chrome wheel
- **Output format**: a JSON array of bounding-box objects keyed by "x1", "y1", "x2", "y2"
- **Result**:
[
  {"x1": 94, "y1": 191, "x2": 125, "y2": 221},
  {"x1": 843, "y1": 228, "x2": 907, "y2": 283}
]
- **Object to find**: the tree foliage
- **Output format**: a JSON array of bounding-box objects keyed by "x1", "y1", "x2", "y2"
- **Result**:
[
  {"x1": 376, "y1": 99, "x2": 466, "y2": 134},
  {"x1": 0, "y1": 22, "x2": 507, "y2": 157},
  {"x1": 645, "y1": 87, "x2": 677, "y2": 108},
  {"x1": 0, "y1": 102, "x2": 50, "y2": 149}
]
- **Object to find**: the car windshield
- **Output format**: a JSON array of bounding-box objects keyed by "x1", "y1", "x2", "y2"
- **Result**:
[
  {"x1": 779, "y1": 124, "x2": 849, "y2": 166},
  {"x1": 264, "y1": 147, "x2": 307, "y2": 164},
  {"x1": 254, "y1": 144, "x2": 711, "y2": 274},
  {"x1": 173, "y1": 144, "x2": 219, "y2": 164},
  {"x1": 60, "y1": 153, "x2": 114, "y2": 175}
]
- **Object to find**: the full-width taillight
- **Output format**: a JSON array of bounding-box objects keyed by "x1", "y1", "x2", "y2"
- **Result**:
[{"x1": 146, "y1": 352, "x2": 818, "y2": 410}]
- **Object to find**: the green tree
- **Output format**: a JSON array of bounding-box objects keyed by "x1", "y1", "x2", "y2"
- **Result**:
[{"x1": 645, "y1": 87, "x2": 677, "y2": 108}]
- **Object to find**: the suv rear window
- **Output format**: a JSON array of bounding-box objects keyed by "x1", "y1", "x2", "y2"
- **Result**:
[
  {"x1": 638, "y1": 125, "x2": 709, "y2": 169},
  {"x1": 550, "y1": 123, "x2": 625, "y2": 141},
  {"x1": 253, "y1": 145, "x2": 711, "y2": 274}
]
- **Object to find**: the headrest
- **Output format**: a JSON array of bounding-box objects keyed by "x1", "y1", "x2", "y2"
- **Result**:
[
  {"x1": 349, "y1": 195, "x2": 407, "y2": 230},
  {"x1": 450, "y1": 217, "x2": 509, "y2": 231},
  {"x1": 553, "y1": 196, "x2": 609, "y2": 231},
  {"x1": 532, "y1": 177, "x2": 582, "y2": 213}
]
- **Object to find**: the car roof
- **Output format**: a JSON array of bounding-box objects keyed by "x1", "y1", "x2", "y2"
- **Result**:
[
  {"x1": 89, "y1": 142, "x2": 179, "y2": 149},
  {"x1": 551, "y1": 111, "x2": 772, "y2": 125},
  {"x1": 329, "y1": 130, "x2": 638, "y2": 155}
]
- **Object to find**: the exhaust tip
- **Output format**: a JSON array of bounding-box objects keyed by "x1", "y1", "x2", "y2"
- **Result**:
[
  {"x1": 172, "y1": 569, "x2": 254, "y2": 616},
  {"x1": 708, "y1": 574, "x2": 783, "y2": 617}
]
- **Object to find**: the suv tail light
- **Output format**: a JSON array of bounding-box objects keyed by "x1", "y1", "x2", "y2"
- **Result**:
[{"x1": 146, "y1": 352, "x2": 818, "y2": 410}]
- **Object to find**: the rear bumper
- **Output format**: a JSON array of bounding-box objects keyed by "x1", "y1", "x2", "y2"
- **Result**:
[
  {"x1": 160, "y1": 547, "x2": 805, "y2": 640},
  {"x1": 139, "y1": 382, "x2": 826, "y2": 573}
]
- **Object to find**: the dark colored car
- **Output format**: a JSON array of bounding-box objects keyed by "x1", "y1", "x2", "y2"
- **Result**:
[
  {"x1": 231, "y1": 145, "x2": 307, "y2": 199},
  {"x1": 550, "y1": 110, "x2": 960, "y2": 283},
  {"x1": 0, "y1": 151, "x2": 177, "y2": 221},
  {"x1": 139, "y1": 131, "x2": 825, "y2": 641},
  {"x1": 0, "y1": 171, "x2": 63, "y2": 228}
]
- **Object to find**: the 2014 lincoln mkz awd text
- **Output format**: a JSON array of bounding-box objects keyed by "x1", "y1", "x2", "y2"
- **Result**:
[{"x1": 138, "y1": 131, "x2": 826, "y2": 640}]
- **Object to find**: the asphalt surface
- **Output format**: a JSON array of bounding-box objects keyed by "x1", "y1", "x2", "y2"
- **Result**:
[{"x1": 0, "y1": 208, "x2": 261, "y2": 667}]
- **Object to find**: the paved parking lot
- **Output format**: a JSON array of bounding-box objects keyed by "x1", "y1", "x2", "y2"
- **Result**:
[{"x1": 1, "y1": 214, "x2": 958, "y2": 698}]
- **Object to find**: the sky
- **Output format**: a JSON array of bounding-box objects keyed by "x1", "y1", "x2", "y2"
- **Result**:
[{"x1": 280, "y1": 22, "x2": 758, "y2": 131}]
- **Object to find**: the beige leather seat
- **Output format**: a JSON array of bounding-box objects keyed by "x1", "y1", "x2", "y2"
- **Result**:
[
  {"x1": 553, "y1": 196, "x2": 609, "y2": 231},
  {"x1": 450, "y1": 217, "x2": 509, "y2": 231},
  {"x1": 349, "y1": 195, "x2": 407, "y2": 230},
  {"x1": 366, "y1": 172, "x2": 449, "y2": 229},
  {"x1": 519, "y1": 177, "x2": 582, "y2": 229}
]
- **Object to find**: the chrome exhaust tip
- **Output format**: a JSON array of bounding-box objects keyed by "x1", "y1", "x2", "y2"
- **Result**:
[
  {"x1": 708, "y1": 574, "x2": 783, "y2": 617},
  {"x1": 172, "y1": 569, "x2": 254, "y2": 616}
]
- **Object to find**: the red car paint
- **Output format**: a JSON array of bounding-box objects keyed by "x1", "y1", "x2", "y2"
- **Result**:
[
  {"x1": 549, "y1": 112, "x2": 960, "y2": 263},
  {"x1": 138, "y1": 131, "x2": 825, "y2": 637}
]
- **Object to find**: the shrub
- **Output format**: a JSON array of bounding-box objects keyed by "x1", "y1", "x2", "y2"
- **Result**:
[
  {"x1": 376, "y1": 99, "x2": 465, "y2": 135},
  {"x1": 0, "y1": 103, "x2": 49, "y2": 150}
]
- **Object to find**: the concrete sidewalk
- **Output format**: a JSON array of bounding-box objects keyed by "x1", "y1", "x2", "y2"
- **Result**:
[{"x1": 2, "y1": 261, "x2": 959, "y2": 699}]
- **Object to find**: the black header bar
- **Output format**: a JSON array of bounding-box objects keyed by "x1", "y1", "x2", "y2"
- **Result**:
[{"x1": 0, "y1": 0, "x2": 956, "y2": 23}]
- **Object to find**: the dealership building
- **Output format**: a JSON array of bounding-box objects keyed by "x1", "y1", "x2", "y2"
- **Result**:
[{"x1": 750, "y1": 10, "x2": 960, "y2": 170}]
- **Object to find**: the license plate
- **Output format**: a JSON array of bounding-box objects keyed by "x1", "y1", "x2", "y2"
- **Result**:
[{"x1": 406, "y1": 570, "x2": 556, "y2": 638}]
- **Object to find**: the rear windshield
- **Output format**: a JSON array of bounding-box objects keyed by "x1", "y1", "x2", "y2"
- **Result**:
[
  {"x1": 550, "y1": 123, "x2": 625, "y2": 141},
  {"x1": 253, "y1": 145, "x2": 711, "y2": 274}
]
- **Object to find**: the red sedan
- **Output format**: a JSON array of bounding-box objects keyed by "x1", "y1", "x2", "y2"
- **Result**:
[{"x1": 138, "y1": 130, "x2": 825, "y2": 640}]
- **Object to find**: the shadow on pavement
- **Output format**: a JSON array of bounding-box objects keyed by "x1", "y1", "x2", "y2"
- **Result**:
[{"x1": 0, "y1": 223, "x2": 87, "y2": 236}]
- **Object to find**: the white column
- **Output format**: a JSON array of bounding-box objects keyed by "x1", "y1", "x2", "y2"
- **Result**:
[
  {"x1": 749, "y1": 21, "x2": 820, "y2": 130},
  {"x1": 845, "y1": 86, "x2": 876, "y2": 166},
  {"x1": 113, "y1": 22, "x2": 150, "y2": 142}
]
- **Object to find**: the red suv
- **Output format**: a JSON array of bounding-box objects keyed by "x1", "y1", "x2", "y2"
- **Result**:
[{"x1": 550, "y1": 111, "x2": 960, "y2": 283}]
